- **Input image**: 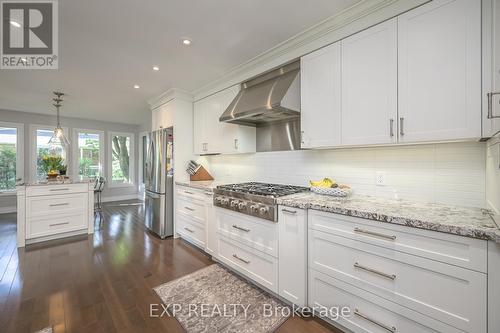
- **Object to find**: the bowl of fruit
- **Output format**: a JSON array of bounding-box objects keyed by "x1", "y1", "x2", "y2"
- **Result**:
[{"x1": 309, "y1": 178, "x2": 351, "y2": 197}]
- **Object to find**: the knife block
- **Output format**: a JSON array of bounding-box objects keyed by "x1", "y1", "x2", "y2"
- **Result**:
[{"x1": 190, "y1": 165, "x2": 214, "y2": 181}]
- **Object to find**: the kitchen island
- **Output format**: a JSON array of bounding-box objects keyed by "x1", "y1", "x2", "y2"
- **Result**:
[{"x1": 16, "y1": 181, "x2": 95, "y2": 247}]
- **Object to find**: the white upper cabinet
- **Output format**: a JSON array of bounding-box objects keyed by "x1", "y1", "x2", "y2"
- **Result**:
[
  {"x1": 193, "y1": 86, "x2": 256, "y2": 155},
  {"x1": 151, "y1": 101, "x2": 174, "y2": 131},
  {"x1": 300, "y1": 42, "x2": 342, "y2": 149},
  {"x1": 483, "y1": 0, "x2": 500, "y2": 137},
  {"x1": 398, "y1": 0, "x2": 481, "y2": 142},
  {"x1": 341, "y1": 18, "x2": 398, "y2": 146}
]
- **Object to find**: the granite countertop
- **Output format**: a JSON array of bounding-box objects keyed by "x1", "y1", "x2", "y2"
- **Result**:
[
  {"x1": 22, "y1": 178, "x2": 94, "y2": 186},
  {"x1": 175, "y1": 180, "x2": 227, "y2": 192},
  {"x1": 278, "y1": 192, "x2": 500, "y2": 242}
]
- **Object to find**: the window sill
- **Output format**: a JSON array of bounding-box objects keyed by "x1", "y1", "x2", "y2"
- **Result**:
[{"x1": 107, "y1": 182, "x2": 135, "y2": 189}]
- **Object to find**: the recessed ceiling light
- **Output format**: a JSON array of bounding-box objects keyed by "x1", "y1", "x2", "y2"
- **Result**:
[
  {"x1": 10, "y1": 20, "x2": 21, "y2": 28},
  {"x1": 152, "y1": 66, "x2": 160, "y2": 71},
  {"x1": 182, "y1": 39, "x2": 192, "y2": 46},
  {"x1": 133, "y1": 84, "x2": 140, "y2": 89}
]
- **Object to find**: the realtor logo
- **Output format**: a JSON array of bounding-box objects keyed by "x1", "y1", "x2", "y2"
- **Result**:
[{"x1": 1, "y1": 0, "x2": 58, "y2": 69}]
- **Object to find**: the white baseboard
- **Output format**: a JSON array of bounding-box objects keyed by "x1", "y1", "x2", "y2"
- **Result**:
[
  {"x1": 101, "y1": 194, "x2": 142, "y2": 203},
  {"x1": 0, "y1": 206, "x2": 16, "y2": 214}
]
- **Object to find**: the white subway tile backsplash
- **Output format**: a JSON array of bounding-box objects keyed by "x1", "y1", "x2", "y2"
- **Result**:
[{"x1": 205, "y1": 142, "x2": 487, "y2": 208}]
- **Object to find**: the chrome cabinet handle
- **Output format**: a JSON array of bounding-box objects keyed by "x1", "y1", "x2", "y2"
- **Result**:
[
  {"x1": 354, "y1": 262, "x2": 396, "y2": 280},
  {"x1": 282, "y1": 209, "x2": 297, "y2": 215},
  {"x1": 487, "y1": 92, "x2": 500, "y2": 119},
  {"x1": 50, "y1": 202, "x2": 69, "y2": 207},
  {"x1": 354, "y1": 227, "x2": 396, "y2": 241},
  {"x1": 204, "y1": 192, "x2": 212, "y2": 196},
  {"x1": 389, "y1": 118, "x2": 394, "y2": 137},
  {"x1": 184, "y1": 207, "x2": 195, "y2": 211},
  {"x1": 184, "y1": 191, "x2": 194, "y2": 195},
  {"x1": 50, "y1": 188, "x2": 69, "y2": 192},
  {"x1": 232, "y1": 254, "x2": 250, "y2": 264},
  {"x1": 234, "y1": 139, "x2": 238, "y2": 150},
  {"x1": 354, "y1": 309, "x2": 396, "y2": 332},
  {"x1": 232, "y1": 225, "x2": 250, "y2": 232},
  {"x1": 50, "y1": 222, "x2": 69, "y2": 227},
  {"x1": 399, "y1": 117, "x2": 404, "y2": 136},
  {"x1": 184, "y1": 227, "x2": 194, "y2": 233}
]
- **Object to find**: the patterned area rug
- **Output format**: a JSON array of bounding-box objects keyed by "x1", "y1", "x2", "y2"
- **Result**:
[{"x1": 154, "y1": 264, "x2": 289, "y2": 333}]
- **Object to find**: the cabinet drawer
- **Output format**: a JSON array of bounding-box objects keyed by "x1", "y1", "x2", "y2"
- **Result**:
[
  {"x1": 26, "y1": 213, "x2": 87, "y2": 239},
  {"x1": 177, "y1": 213, "x2": 206, "y2": 248},
  {"x1": 309, "y1": 229, "x2": 486, "y2": 332},
  {"x1": 177, "y1": 197, "x2": 206, "y2": 224},
  {"x1": 218, "y1": 236, "x2": 278, "y2": 293},
  {"x1": 27, "y1": 193, "x2": 87, "y2": 218},
  {"x1": 26, "y1": 183, "x2": 89, "y2": 197},
  {"x1": 309, "y1": 269, "x2": 464, "y2": 333},
  {"x1": 308, "y1": 210, "x2": 487, "y2": 272},
  {"x1": 216, "y1": 208, "x2": 278, "y2": 257},
  {"x1": 176, "y1": 186, "x2": 206, "y2": 202}
]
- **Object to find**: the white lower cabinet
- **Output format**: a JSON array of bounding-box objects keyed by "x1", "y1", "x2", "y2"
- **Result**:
[
  {"x1": 307, "y1": 210, "x2": 488, "y2": 333},
  {"x1": 204, "y1": 190, "x2": 217, "y2": 258},
  {"x1": 278, "y1": 206, "x2": 307, "y2": 307}
]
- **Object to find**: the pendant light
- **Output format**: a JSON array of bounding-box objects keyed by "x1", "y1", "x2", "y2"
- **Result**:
[{"x1": 48, "y1": 91, "x2": 70, "y2": 147}]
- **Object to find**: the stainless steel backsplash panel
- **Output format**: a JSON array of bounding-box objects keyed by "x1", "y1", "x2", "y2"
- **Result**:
[{"x1": 256, "y1": 119, "x2": 301, "y2": 152}]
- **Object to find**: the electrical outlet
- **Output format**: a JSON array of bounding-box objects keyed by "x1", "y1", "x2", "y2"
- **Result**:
[{"x1": 376, "y1": 171, "x2": 387, "y2": 186}]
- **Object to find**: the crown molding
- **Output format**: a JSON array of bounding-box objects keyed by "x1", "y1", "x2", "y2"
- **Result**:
[
  {"x1": 191, "y1": 0, "x2": 429, "y2": 101},
  {"x1": 148, "y1": 88, "x2": 193, "y2": 110}
]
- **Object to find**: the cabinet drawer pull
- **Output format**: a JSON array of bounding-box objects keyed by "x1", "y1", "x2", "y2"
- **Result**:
[
  {"x1": 49, "y1": 222, "x2": 69, "y2": 227},
  {"x1": 389, "y1": 118, "x2": 394, "y2": 137},
  {"x1": 232, "y1": 254, "x2": 250, "y2": 264},
  {"x1": 354, "y1": 308, "x2": 396, "y2": 333},
  {"x1": 354, "y1": 227, "x2": 396, "y2": 241},
  {"x1": 354, "y1": 262, "x2": 396, "y2": 280},
  {"x1": 50, "y1": 188, "x2": 70, "y2": 192},
  {"x1": 184, "y1": 191, "x2": 194, "y2": 195},
  {"x1": 204, "y1": 192, "x2": 212, "y2": 196},
  {"x1": 50, "y1": 202, "x2": 69, "y2": 207},
  {"x1": 487, "y1": 92, "x2": 500, "y2": 119},
  {"x1": 184, "y1": 207, "x2": 195, "y2": 211},
  {"x1": 232, "y1": 225, "x2": 250, "y2": 232},
  {"x1": 399, "y1": 117, "x2": 404, "y2": 136},
  {"x1": 184, "y1": 227, "x2": 194, "y2": 233},
  {"x1": 282, "y1": 209, "x2": 297, "y2": 215}
]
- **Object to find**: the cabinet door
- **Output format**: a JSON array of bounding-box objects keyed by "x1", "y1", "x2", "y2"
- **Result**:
[
  {"x1": 204, "y1": 94, "x2": 224, "y2": 154},
  {"x1": 398, "y1": 0, "x2": 481, "y2": 142},
  {"x1": 217, "y1": 86, "x2": 242, "y2": 153},
  {"x1": 204, "y1": 192, "x2": 217, "y2": 257},
  {"x1": 301, "y1": 42, "x2": 342, "y2": 148},
  {"x1": 341, "y1": 19, "x2": 398, "y2": 146},
  {"x1": 278, "y1": 206, "x2": 307, "y2": 307},
  {"x1": 193, "y1": 99, "x2": 206, "y2": 154}
]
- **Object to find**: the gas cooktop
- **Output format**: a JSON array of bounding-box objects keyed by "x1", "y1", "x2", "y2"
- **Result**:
[
  {"x1": 216, "y1": 182, "x2": 308, "y2": 198},
  {"x1": 213, "y1": 182, "x2": 309, "y2": 222}
]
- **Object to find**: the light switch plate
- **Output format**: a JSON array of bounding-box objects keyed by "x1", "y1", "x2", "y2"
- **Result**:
[{"x1": 376, "y1": 171, "x2": 387, "y2": 186}]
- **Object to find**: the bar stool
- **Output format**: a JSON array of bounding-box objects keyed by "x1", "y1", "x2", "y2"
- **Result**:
[{"x1": 94, "y1": 177, "x2": 106, "y2": 227}]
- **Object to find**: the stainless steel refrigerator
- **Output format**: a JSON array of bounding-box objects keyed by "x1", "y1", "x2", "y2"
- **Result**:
[{"x1": 144, "y1": 127, "x2": 174, "y2": 238}]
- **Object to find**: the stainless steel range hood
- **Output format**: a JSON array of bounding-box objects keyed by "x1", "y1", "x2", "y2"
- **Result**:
[{"x1": 219, "y1": 61, "x2": 300, "y2": 126}]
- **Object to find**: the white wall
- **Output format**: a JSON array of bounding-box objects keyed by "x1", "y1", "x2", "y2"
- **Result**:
[
  {"x1": 205, "y1": 142, "x2": 487, "y2": 208},
  {"x1": 0, "y1": 109, "x2": 146, "y2": 211}
]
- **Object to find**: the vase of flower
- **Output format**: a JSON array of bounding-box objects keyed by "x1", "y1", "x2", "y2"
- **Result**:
[{"x1": 40, "y1": 155, "x2": 64, "y2": 179}]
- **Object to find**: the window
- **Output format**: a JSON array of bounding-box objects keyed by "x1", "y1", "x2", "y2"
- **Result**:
[
  {"x1": 31, "y1": 125, "x2": 68, "y2": 181},
  {"x1": 0, "y1": 122, "x2": 23, "y2": 191},
  {"x1": 108, "y1": 132, "x2": 134, "y2": 187},
  {"x1": 73, "y1": 129, "x2": 103, "y2": 180}
]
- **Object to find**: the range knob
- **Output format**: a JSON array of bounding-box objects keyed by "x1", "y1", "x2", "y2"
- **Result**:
[
  {"x1": 221, "y1": 198, "x2": 230, "y2": 206},
  {"x1": 259, "y1": 206, "x2": 269, "y2": 216},
  {"x1": 238, "y1": 202, "x2": 247, "y2": 210},
  {"x1": 214, "y1": 197, "x2": 222, "y2": 204},
  {"x1": 250, "y1": 205, "x2": 259, "y2": 213},
  {"x1": 230, "y1": 200, "x2": 239, "y2": 208}
]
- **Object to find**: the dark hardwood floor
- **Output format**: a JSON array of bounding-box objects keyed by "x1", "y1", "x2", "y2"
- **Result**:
[{"x1": 0, "y1": 201, "x2": 340, "y2": 333}]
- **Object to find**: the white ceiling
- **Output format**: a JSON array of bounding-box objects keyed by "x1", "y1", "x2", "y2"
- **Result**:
[{"x1": 0, "y1": 0, "x2": 360, "y2": 125}]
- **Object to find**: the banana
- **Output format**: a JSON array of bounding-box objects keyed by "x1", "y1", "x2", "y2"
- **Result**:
[{"x1": 310, "y1": 178, "x2": 337, "y2": 188}]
